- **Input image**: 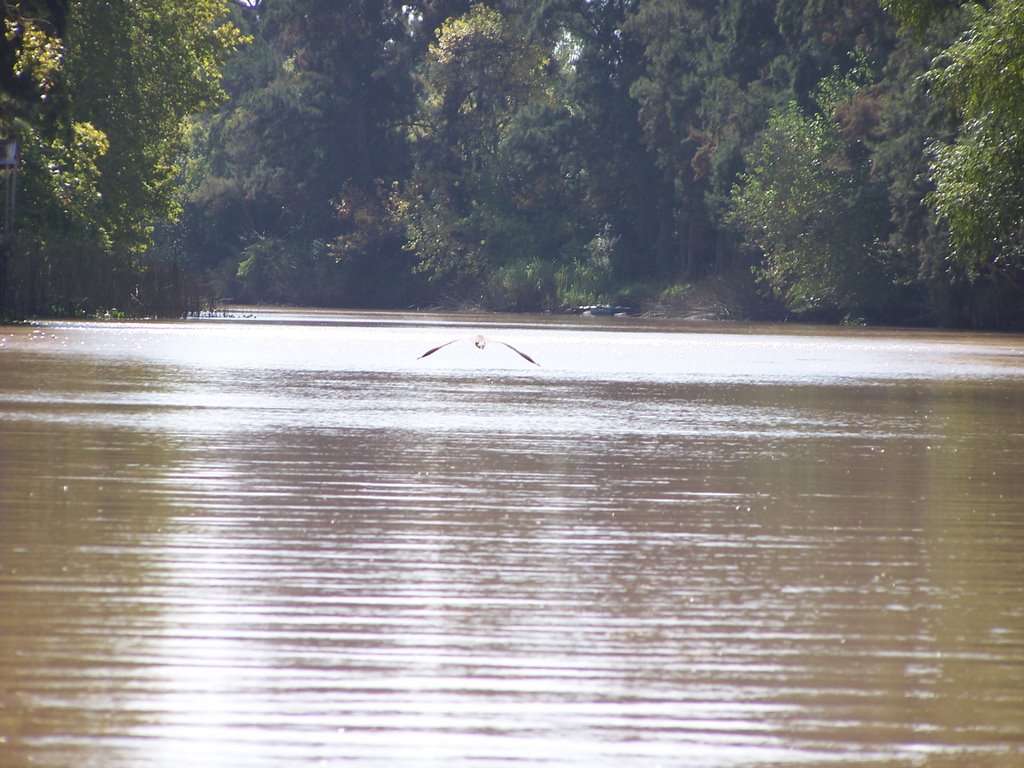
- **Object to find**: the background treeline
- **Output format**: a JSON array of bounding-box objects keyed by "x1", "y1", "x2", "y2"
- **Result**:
[{"x1": 2, "y1": 1, "x2": 1023, "y2": 327}]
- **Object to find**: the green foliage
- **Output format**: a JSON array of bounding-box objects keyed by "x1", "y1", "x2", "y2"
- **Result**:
[
  {"x1": 729, "y1": 93, "x2": 896, "y2": 318},
  {"x1": 236, "y1": 235, "x2": 295, "y2": 302},
  {"x1": 65, "y1": 0, "x2": 248, "y2": 249},
  {"x1": 17, "y1": 120, "x2": 109, "y2": 243},
  {"x1": 1, "y1": 0, "x2": 245, "y2": 315},
  {"x1": 174, "y1": 0, "x2": 418, "y2": 308},
  {"x1": 393, "y1": 3, "x2": 583, "y2": 306},
  {"x1": 425, "y1": 4, "x2": 547, "y2": 133},
  {"x1": 881, "y1": 0, "x2": 962, "y2": 36},
  {"x1": 927, "y1": 1, "x2": 1024, "y2": 282},
  {"x1": 394, "y1": 178, "x2": 489, "y2": 298},
  {"x1": 552, "y1": 224, "x2": 618, "y2": 309},
  {"x1": 4, "y1": 14, "x2": 63, "y2": 95},
  {"x1": 4, "y1": 0, "x2": 1023, "y2": 326},
  {"x1": 488, "y1": 257, "x2": 556, "y2": 312},
  {"x1": 868, "y1": 29, "x2": 956, "y2": 296}
]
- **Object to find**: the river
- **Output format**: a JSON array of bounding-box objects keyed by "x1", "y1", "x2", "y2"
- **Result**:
[{"x1": 1, "y1": 309, "x2": 1023, "y2": 767}]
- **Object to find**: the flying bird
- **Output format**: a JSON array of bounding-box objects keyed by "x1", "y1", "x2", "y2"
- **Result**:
[{"x1": 418, "y1": 334, "x2": 539, "y2": 366}]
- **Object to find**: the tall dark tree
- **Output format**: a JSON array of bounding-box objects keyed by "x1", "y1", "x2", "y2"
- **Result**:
[
  {"x1": 180, "y1": 0, "x2": 418, "y2": 306},
  {"x1": 532, "y1": 0, "x2": 671, "y2": 285}
]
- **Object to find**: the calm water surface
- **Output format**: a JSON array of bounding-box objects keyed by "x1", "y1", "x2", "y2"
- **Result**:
[{"x1": 1, "y1": 310, "x2": 1023, "y2": 767}]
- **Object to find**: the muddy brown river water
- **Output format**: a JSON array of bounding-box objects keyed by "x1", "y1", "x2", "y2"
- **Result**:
[{"x1": 1, "y1": 310, "x2": 1023, "y2": 767}]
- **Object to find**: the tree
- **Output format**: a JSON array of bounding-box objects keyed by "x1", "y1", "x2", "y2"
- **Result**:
[
  {"x1": 2, "y1": 1, "x2": 68, "y2": 312},
  {"x1": 178, "y1": 0, "x2": 419, "y2": 307},
  {"x1": 927, "y1": 2, "x2": 1024, "y2": 281},
  {"x1": 883, "y1": 0, "x2": 1024, "y2": 325},
  {"x1": 539, "y1": 0, "x2": 670, "y2": 285},
  {"x1": 395, "y1": 4, "x2": 565, "y2": 306},
  {"x1": 729, "y1": 71, "x2": 901, "y2": 320},
  {"x1": 1, "y1": 0, "x2": 245, "y2": 315},
  {"x1": 3, "y1": 0, "x2": 1000, "y2": 325},
  {"x1": 64, "y1": 0, "x2": 246, "y2": 249},
  {"x1": 624, "y1": 0, "x2": 900, "y2": 295},
  {"x1": 880, "y1": 0, "x2": 962, "y2": 36},
  {"x1": 868, "y1": 38, "x2": 955, "y2": 323},
  {"x1": 625, "y1": 0, "x2": 776, "y2": 280}
]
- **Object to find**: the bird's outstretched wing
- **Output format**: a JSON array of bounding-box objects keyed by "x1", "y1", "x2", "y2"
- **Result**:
[
  {"x1": 495, "y1": 341, "x2": 540, "y2": 366},
  {"x1": 417, "y1": 338, "x2": 462, "y2": 359},
  {"x1": 418, "y1": 335, "x2": 539, "y2": 366}
]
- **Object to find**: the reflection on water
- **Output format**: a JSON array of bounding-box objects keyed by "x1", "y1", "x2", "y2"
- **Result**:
[{"x1": 1, "y1": 311, "x2": 1024, "y2": 767}]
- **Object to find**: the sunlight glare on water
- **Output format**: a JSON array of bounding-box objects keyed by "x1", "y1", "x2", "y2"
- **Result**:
[{"x1": 1, "y1": 309, "x2": 1023, "y2": 767}]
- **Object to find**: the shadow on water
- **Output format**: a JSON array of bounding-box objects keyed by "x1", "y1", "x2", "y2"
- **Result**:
[{"x1": 1, "y1": 311, "x2": 1023, "y2": 767}]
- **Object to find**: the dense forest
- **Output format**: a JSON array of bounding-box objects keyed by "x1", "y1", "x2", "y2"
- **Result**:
[{"x1": 2, "y1": 0, "x2": 1023, "y2": 327}]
